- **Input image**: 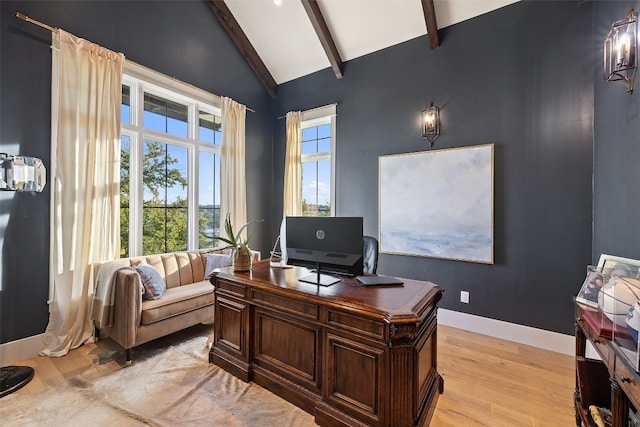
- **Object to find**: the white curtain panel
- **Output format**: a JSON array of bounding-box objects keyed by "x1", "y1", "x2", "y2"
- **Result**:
[
  {"x1": 283, "y1": 111, "x2": 302, "y2": 216},
  {"x1": 41, "y1": 30, "x2": 124, "y2": 357},
  {"x1": 220, "y1": 97, "x2": 247, "y2": 240}
]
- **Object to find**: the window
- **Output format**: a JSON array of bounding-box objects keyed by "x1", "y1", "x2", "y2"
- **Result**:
[
  {"x1": 120, "y1": 62, "x2": 222, "y2": 257},
  {"x1": 300, "y1": 105, "x2": 336, "y2": 216}
]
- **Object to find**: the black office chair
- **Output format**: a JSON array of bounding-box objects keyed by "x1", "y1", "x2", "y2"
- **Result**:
[{"x1": 363, "y1": 235, "x2": 379, "y2": 274}]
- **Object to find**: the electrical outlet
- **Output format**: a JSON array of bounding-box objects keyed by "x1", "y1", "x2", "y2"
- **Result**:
[{"x1": 460, "y1": 291, "x2": 470, "y2": 304}]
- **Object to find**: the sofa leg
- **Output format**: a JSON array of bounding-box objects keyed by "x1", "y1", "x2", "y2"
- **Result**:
[
  {"x1": 125, "y1": 349, "x2": 132, "y2": 366},
  {"x1": 94, "y1": 326, "x2": 100, "y2": 343}
]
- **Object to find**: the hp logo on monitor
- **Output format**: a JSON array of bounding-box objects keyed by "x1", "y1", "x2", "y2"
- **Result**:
[{"x1": 316, "y1": 229, "x2": 325, "y2": 240}]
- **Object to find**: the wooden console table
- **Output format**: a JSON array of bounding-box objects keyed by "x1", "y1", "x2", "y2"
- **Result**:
[
  {"x1": 574, "y1": 300, "x2": 640, "y2": 426},
  {"x1": 209, "y1": 260, "x2": 443, "y2": 427}
]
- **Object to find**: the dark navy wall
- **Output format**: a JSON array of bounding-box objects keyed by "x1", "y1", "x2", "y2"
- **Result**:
[
  {"x1": 274, "y1": 0, "x2": 594, "y2": 335},
  {"x1": 4, "y1": 0, "x2": 635, "y2": 344},
  {"x1": 0, "y1": 1, "x2": 274, "y2": 344},
  {"x1": 593, "y1": 0, "x2": 640, "y2": 263}
]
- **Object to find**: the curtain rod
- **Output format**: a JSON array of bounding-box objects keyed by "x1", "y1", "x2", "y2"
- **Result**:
[
  {"x1": 15, "y1": 11, "x2": 256, "y2": 114},
  {"x1": 277, "y1": 102, "x2": 338, "y2": 120},
  {"x1": 16, "y1": 12, "x2": 58, "y2": 33}
]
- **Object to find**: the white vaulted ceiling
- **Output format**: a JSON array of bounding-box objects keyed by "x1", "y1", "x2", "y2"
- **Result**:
[{"x1": 223, "y1": 0, "x2": 521, "y2": 84}]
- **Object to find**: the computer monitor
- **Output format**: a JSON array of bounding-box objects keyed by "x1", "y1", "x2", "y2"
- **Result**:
[{"x1": 285, "y1": 216, "x2": 363, "y2": 286}]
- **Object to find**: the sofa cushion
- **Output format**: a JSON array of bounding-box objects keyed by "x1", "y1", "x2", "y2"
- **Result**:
[
  {"x1": 140, "y1": 281, "x2": 214, "y2": 325},
  {"x1": 136, "y1": 263, "x2": 166, "y2": 300}
]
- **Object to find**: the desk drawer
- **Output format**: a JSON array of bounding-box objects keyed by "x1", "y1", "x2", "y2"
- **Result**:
[
  {"x1": 251, "y1": 290, "x2": 319, "y2": 320},
  {"x1": 216, "y1": 279, "x2": 247, "y2": 299},
  {"x1": 614, "y1": 359, "x2": 640, "y2": 410},
  {"x1": 591, "y1": 336, "x2": 612, "y2": 369},
  {"x1": 576, "y1": 314, "x2": 594, "y2": 337},
  {"x1": 327, "y1": 309, "x2": 385, "y2": 340}
]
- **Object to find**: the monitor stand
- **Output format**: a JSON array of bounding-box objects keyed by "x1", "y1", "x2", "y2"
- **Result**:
[{"x1": 299, "y1": 263, "x2": 340, "y2": 286}]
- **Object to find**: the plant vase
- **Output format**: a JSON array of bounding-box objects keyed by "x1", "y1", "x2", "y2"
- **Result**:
[{"x1": 233, "y1": 248, "x2": 252, "y2": 272}]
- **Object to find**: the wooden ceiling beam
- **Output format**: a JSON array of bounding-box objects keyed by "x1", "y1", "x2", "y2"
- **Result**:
[
  {"x1": 421, "y1": 0, "x2": 440, "y2": 50},
  {"x1": 301, "y1": 0, "x2": 344, "y2": 79},
  {"x1": 207, "y1": 0, "x2": 278, "y2": 98}
]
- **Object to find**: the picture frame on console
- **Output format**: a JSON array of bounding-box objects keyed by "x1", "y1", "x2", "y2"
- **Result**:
[
  {"x1": 596, "y1": 254, "x2": 640, "y2": 279},
  {"x1": 576, "y1": 254, "x2": 640, "y2": 310},
  {"x1": 576, "y1": 265, "x2": 605, "y2": 308}
]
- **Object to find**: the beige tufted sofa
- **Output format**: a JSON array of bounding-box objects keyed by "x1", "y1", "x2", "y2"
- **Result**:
[{"x1": 93, "y1": 249, "x2": 259, "y2": 365}]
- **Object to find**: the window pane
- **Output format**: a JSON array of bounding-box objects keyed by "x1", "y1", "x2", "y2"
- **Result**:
[
  {"x1": 317, "y1": 124, "x2": 331, "y2": 139},
  {"x1": 142, "y1": 139, "x2": 188, "y2": 254},
  {"x1": 302, "y1": 140, "x2": 317, "y2": 155},
  {"x1": 143, "y1": 93, "x2": 188, "y2": 138},
  {"x1": 302, "y1": 124, "x2": 331, "y2": 153},
  {"x1": 302, "y1": 161, "x2": 317, "y2": 216},
  {"x1": 121, "y1": 85, "x2": 130, "y2": 125},
  {"x1": 143, "y1": 206, "x2": 188, "y2": 254},
  {"x1": 304, "y1": 125, "x2": 319, "y2": 153},
  {"x1": 199, "y1": 151, "x2": 221, "y2": 248},
  {"x1": 302, "y1": 127, "x2": 317, "y2": 141},
  {"x1": 120, "y1": 135, "x2": 131, "y2": 257},
  {"x1": 317, "y1": 137, "x2": 331, "y2": 153},
  {"x1": 199, "y1": 111, "x2": 222, "y2": 145},
  {"x1": 316, "y1": 159, "x2": 331, "y2": 216},
  {"x1": 301, "y1": 159, "x2": 331, "y2": 217}
]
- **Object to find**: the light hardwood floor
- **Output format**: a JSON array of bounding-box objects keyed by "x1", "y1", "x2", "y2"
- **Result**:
[
  {"x1": 8, "y1": 324, "x2": 575, "y2": 426},
  {"x1": 432, "y1": 326, "x2": 575, "y2": 426}
]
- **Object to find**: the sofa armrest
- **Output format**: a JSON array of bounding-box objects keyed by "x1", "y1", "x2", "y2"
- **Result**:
[{"x1": 104, "y1": 269, "x2": 143, "y2": 350}]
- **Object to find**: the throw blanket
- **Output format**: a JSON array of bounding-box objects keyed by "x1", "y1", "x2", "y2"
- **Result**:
[{"x1": 91, "y1": 262, "x2": 135, "y2": 329}]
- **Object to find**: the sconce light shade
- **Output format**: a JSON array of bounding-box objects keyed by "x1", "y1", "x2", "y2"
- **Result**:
[
  {"x1": 422, "y1": 103, "x2": 440, "y2": 147},
  {"x1": 604, "y1": 9, "x2": 637, "y2": 93},
  {"x1": 0, "y1": 153, "x2": 46, "y2": 192}
]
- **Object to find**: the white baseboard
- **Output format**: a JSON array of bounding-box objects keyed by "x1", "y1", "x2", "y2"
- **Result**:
[
  {"x1": 0, "y1": 334, "x2": 43, "y2": 366},
  {"x1": 438, "y1": 309, "x2": 575, "y2": 356}
]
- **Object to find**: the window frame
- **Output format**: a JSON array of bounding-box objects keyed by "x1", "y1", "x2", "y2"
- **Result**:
[
  {"x1": 121, "y1": 61, "x2": 222, "y2": 256},
  {"x1": 299, "y1": 105, "x2": 336, "y2": 216}
]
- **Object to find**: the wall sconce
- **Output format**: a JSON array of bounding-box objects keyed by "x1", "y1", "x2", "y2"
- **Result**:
[
  {"x1": 422, "y1": 103, "x2": 440, "y2": 147},
  {"x1": 604, "y1": 9, "x2": 637, "y2": 93},
  {"x1": 0, "y1": 153, "x2": 46, "y2": 192}
]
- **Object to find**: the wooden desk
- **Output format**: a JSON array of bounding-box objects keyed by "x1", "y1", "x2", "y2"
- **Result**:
[
  {"x1": 574, "y1": 300, "x2": 640, "y2": 426},
  {"x1": 209, "y1": 260, "x2": 443, "y2": 427}
]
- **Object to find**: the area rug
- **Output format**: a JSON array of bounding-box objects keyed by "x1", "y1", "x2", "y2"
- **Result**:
[{"x1": 1, "y1": 337, "x2": 316, "y2": 426}]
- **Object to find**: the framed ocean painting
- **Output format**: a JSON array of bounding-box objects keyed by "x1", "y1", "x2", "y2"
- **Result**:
[{"x1": 379, "y1": 144, "x2": 494, "y2": 264}]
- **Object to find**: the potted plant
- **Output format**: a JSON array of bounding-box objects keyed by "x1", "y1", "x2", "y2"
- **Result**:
[{"x1": 214, "y1": 213, "x2": 263, "y2": 272}]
